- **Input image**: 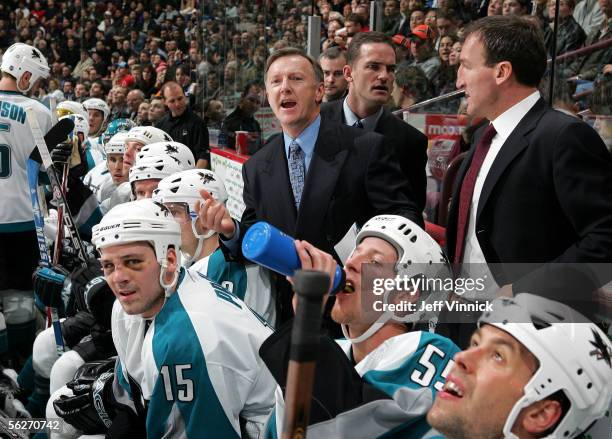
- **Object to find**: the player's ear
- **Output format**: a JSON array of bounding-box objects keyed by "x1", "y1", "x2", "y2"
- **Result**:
[
  {"x1": 517, "y1": 399, "x2": 563, "y2": 436},
  {"x1": 20, "y1": 71, "x2": 32, "y2": 89}
]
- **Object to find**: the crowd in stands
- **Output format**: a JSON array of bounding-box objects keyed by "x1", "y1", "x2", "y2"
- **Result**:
[{"x1": 0, "y1": 0, "x2": 610, "y2": 132}]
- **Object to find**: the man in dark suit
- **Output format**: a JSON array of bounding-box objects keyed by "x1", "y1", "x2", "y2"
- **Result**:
[
  {"x1": 321, "y1": 32, "x2": 428, "y2": 214},
  {"x1": 444, "y1": 16, "x2": 612, "y2": 343},
  {"x1": 198, "y1": 47, "x2": 422, "y2": 323}
]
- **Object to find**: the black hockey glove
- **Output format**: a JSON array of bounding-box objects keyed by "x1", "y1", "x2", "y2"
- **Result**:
[
  {"x1": 32, "y1": 265, "x2": 69, "y2": 309},
  {"x1": 60, "y1": 240, "x2": 97, "y2": 272},
  {"x1": 50, "y1": 142, "x2": 72, "y2": 169},
  {"x1": 53, "y1": 359, "x2": 116, "y2": 435}
]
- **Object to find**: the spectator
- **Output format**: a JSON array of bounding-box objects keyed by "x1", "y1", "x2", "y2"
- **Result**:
[
  {"x1": 564, "y1": 0, "x2": 612, "y2": 83},
  {"x1": 74, "y1": 82, "x2": 89, "y2": 102},
  {"x1": 573, "y1": 0, "x2": 604, "y2": 37},
  {"x1": 89, "y1": 80, "x2": 105, "y2": 99},
  {"x1": 393, "y1": 0, "x2": 416, "y2": 36},
  {"x1": 221, "y1": 81, "x2": 263, "y2": 154},
  {"x1": 148, "y1": 96, "x2": 167, "y2": 125},
  {"x1": 346, "y1": 13, "x2": 367, "y2": 36},
  {"x1": 544, "y1": 0, "x2": 586, "y2": 56},
  {"x1": 72, "y1": 50, "x2": 93, "y2": 80},
  {"x1": 319, "y1": 47, "x2": 349, "y2": 102},
  {"x1": 502, "y1": 0, "x2": 531, "y2": 15},
  {"x1": 383, "y1": 0, "x2": 401, "y2": 34},
  {"x1": 110, "y1": 85, "x2": 130, "y2": 119},
  {"x1": 410, "y1": 9, "x2": 426, "y2": 31},
  {"x1": 431, "y1": 34, "x2": 458, "y2": 96},
  {"x1": 392, "y1": 62, "x2": 434, "y2": 109},
  {"x1": 156, "y1": 81, "x2": 209, "y2": 168},
  {"x1": 139, "y1": 64, "x2": 158, "y2": 97},
  {"x1": 127, "y1": 89, "x2": 145, "y2": 120},
  {"x1": 449, "y1": 40, "x2": 462, "y2": 65},
  {"x1": 203, "y1": 99, "x2": 226, "y2": 130},
  {"x1": 62, "y1": 78, "x2": 75, "y2": 101},
  {"x1": 435, "y1": 12, "x2": 457, "y2": 49},
  {"x1": 488, "y1": 0, "x2": 504, "y2": 14},
  {"x1": 409, "y1": 24, "x2": 441, "y2": 80},
  {"x1": 136, "y1": 101, "x2": 150, "y2": 126}
]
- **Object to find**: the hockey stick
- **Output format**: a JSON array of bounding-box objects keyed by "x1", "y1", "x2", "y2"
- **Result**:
[
  {"x1": 282, "y1": 270, "x2": 329, "y2": 439},
  {"x1": 25, "y1": 117, "x2": 76, "y2": 355},
  {"x1": 0, "y1": 409, "x2": 29, "y2": 439},
  {"x1": 26, "y1": 110, "x2": 88, "y2": 266}
]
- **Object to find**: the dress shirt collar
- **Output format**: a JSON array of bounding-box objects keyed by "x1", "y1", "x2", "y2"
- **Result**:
[
  {"x1": 490, "y1": 91, "x2": 540, "y2": 141},
  {"x1": 342, "y1": 97, "x2": 383, "y2": 132},
  {"x1": 283, "y1": 114, "x2": 321, "y2": 160}
]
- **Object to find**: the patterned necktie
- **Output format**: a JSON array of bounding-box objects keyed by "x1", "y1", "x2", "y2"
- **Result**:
[
  {"x1": 453, "y1": 123, "x2": 497, "y2": 263},
  {"x1": 353, "y1": 119, "x2": 364, "y2": 129},
  {"x1": 288, "y1": 140, "x2": 305, "y2": 209}
]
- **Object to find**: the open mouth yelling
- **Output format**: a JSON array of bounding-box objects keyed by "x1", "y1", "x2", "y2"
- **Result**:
[{"x1": 280, "y1": 100, "x2": 297, "y2": 109}]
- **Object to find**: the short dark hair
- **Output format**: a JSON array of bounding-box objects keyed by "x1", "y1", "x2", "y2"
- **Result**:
[
  {"x1": 463, "y1": 16, "x2": 546, "y2": 87},
  {"x1": 319, "y1": 46, "x2": 347, "y2": 62},
  {"x1": 347, "y1": 31, "x2": 395, "y2": 66},
  {"x1": 242, "y1": 80, "x2": 262, "y2": 97},
  {"x1": 265, "y1": 47, "x2": 323, "y2": 83},
  {"x1": 346, "y1": 13, "x2": 366, "y2": 27}
]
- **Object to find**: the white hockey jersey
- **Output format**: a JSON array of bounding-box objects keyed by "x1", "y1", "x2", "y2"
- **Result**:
[
  {"x1": 111, "y1": 267, "x2": 276, "y2": 438},
  {"x1": 188, "y1": 248, "x2": 277, "y2": 325},
  {"x1": 267, "y1": 331, "x2": 460, "y2": 439},
  {"x1": 0, "y1": 91, "x2": 52, "y2": 230}
]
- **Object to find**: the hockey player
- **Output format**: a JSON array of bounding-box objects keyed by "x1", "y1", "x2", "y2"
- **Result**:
[
  {"x1": 426, "y1": 293, "x2": 612, "y2": 439},
  {"x1": 261, "y1": 215, "x2": 460, "y2": 438},
  {"x1": 0, "y1": 42, "x2": 53, "y2": 361},
  {"x1": 122, "y1": 126, "x2": 173, "y2": 172},
  {"x1": 82, "y1": 98, "x2": 110, "y2": 147},
  {"x1": 83, "y1": 132, "x2": 129, "y2": 213},
  {"x1": 153, "y1": 169, "x2": 276, "y2": 322},
  {"x1": 128, "y1": 155, "x2": 183, "y2": 200},
  {"x1": 52, "y1": 199, "x2": 276, "y2": 438},
  {"x1": 136, "y1": 140, "x2": 196, "y2": 170},
  {"x1": 99, "y1": 118, "x2": 135, "y2": 148}
]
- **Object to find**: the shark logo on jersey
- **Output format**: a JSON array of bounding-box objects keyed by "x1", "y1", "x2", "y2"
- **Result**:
[
  {"x1": 165, "y1": 144, "x2": 179, "y2": 154},
  {"x1": 589, "y1": 328, "x2": 612, "y2": 368}
]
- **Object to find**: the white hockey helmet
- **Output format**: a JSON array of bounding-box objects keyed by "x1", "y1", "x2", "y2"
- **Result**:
[
  {"x1": 56, "y1": 100, "x2": 88, "y2": 120},
  {"x1": 92, "y1": 199, "x2": 182, "y2": 295},
  {"x1": 136, "y1": 141, "x2": 195, "y2": 170},
  {"x1": 0, "y1": 43, "x2": 50, "y2": 92},
  {"x1": 479, "y1": 294, "x2": 612, "y2": 439},
  {"x1": 60, "y1": 114, "x2": 90, "y2": 145},
  {"x1": 124, "y1": 126, "x2": 173, "y2": 147},
  {"x1": 83, "y1": 98, "x2": 111, "y2": 121},
  {"x1": 343, "y1": 215, "x2": 450, "y2": 343},
  {"x1": 153, "y1": 169, "x2": 228, "y2": 211},
  {"x1": 152, "y1": 169, "x2": 227, "y2": 264},
  {"x1": 104, "y1": 132, "x2": 129, "y2": 155},
  {"x1": 129, "y1": 155, "x2": 184, "y2": 185},
  {"x1": 356, "y1": 215, "x2": 448, "y2": 267}
]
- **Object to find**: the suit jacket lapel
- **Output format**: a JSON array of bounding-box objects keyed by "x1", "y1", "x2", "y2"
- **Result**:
[
  {"x1": 261, "y1": 134, "x2": 298, "y2": 226},
  {"x1": 476, "y1": 98, "x2": 547, "y2": 221},
  {"x1": 295, "y1": 118, "x2": 348, "y2": 237}
]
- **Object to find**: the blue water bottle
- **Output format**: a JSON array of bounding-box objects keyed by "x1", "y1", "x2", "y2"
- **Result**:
[{"x1": 242, "y1": 221, "x2": 346, "y2": 294}]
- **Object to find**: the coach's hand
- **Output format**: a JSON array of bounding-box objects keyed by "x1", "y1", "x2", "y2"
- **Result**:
[{"x1": 195, "y1": 189, "x2": 236, "y2": 239}]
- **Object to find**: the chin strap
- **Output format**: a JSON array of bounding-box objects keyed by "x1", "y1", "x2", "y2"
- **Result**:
[
  {"x1": 182, "y1": 219, "x2": 214, "y2": 266},
  {"x1": 159, "y1": 260, "x2": 178, "y2": 297},
  {"x1": 341, "y1": 312, "x2": 393, "y2": 344}
]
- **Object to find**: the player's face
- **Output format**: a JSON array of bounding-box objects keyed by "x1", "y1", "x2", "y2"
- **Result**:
[
  {"x1": 107, "y1": 154, "x2": 125, "y2": 184},
  {"x1": 332, "y1": 237, "x2": 398, "y2": 329},
  {"x1": 346, "y1": 43, "x2": 396, "y2": 109},
  {"x1": 133, "y1": 179, "x2": 160, "y2": 200},
  {"x1": 88, "y1": 109, "x2": 104, "y2": 135},
  {"x1": 456, "y1": 35, "x2": 500, "y2": 120},
  {"x1": 100, "y1": 242, "x2": 165, "y2": 318},
  {"x1": 123, "y1": 140, "x2": 145, "y2": 171},
  {"x1": 265, "y1": 54, "x2": 324, "y2": 138},
  {"x1": 427, "y1": 325, "x2": 538, "y2": 438},
  {"x1": 165, "y1": 202, "x2": 198, "y2": 251}
]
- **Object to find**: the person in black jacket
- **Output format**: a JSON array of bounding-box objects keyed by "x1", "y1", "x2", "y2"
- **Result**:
[
  {"x1": 155, "y1": 81, "x2": 209, "y2": 168},
  {"x1": 220, "y1": 81, "x2": 263, "y2": 154}
]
